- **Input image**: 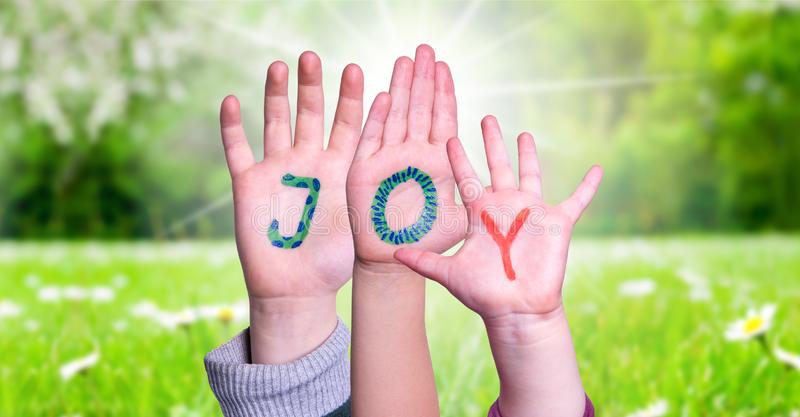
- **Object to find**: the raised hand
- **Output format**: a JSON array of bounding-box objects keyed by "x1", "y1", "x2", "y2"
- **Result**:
[
  {"x1": 219, "y1": 52, "x2": 363, "y2": 363},
  {"x1": 395, "y1": 115, "x2": 602, "y2": 319},
  {"x1": 348, "y1": 44, "x2": 458, "y2": 417},
  {"x1": 394, "y1": 116, "x2": 601, "y2": 417},
  {"x1": 347, "y1": 44, "x2": 463, "y2": 269}
]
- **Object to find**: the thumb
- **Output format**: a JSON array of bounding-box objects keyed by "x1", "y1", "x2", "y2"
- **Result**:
[{"x1": 394, "y1": 248, "x2": 452, "y2": 288}]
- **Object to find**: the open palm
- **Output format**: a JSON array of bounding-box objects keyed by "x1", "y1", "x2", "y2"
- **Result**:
[
  {"x1": 347, "y1": 45, "x2": 465, "y2": 266},
  {"x1": 395, "y1": 116, "x2": 603, "y2": 319},
  {"x1": 220, "y1": 52, "x2": 363, "y2": 300}
]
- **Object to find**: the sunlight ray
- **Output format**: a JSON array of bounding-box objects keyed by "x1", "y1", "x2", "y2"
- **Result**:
[
  {"x1": 414, "y1": 0, "x2": 429, "y2": 40},
  {"x1": 457, "y1": 8, "x2": 557, "y2": 66},
  {"x1": 184, "y1": 5, "x2": 302, "y2": 57},
  {"x1": 462, "y1": 73, "x2": 699, "y2": 98},
  {"x1": 167, "y1": 193, "x2": 232, "y2": 236},
  {"x1": 439, "y1": 0, "x2": 483, "y2": 49},
  {"x1": 376, "y1": 0, "x2": 399, "y2": 47},
  {"x1": 186, "y1": 6, "x2": 350, "y2": 80},
  {"x1": 320, "y1": 1, "x2": 381, "y2": 56}
]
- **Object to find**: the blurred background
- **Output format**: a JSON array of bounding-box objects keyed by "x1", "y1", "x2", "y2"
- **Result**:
[{"x1": 0, "y1": 1, "x2": 798, "y2": 416}]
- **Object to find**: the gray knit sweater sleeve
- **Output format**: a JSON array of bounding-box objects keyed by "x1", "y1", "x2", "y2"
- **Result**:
[{"x1": 204, "y1": 319, "x2": 351, "y2": 417}]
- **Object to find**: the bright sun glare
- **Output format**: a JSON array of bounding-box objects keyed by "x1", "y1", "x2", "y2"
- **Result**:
[{"x1": 168, "y1": 0, "x2": 692, "y2": 232}]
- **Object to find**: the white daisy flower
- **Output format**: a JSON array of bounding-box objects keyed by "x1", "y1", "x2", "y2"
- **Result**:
[
  {"x1": 625, "y1": 399, "x2": 668, "y2": 417},
  {"x1": 677, "y1": 268, "x2": 708, "y2": 286},
  {"x1": 197, "y1": 302, "x2": 248, "y2": 324},
  {"x1": 38, "y1": 286, "x2": 62, "y2": 302},
  {"x1": 216, "y1": 306, "x2": 236, "y2": 323},
  {"x1": 725, "y1": 304, "x2": 777, "y2": 341},
  {"x1": 60, "y1": 350, "x2": 100, "y2": 381},
  {"x1": 231, "y1": 301, "x2": 249, "y2": 322},
  {"x1": 195, "y1": 304, "x2": 223, "y2": 320},
  {"x1": 112, "y1": 320, "x2": 128, "y2": 332},
  {"x1": 677, "y1": 268, "x2": 712, "y2": 302},
  {"x1": 83, "y1": 244, "x2": 110, "y2": 265},
  {"x1": 208, "y1": 252, "x2": 228, "y2": 268},
  {"x1": 774, "y1": 347, "x2": 800, "y2": 370},
  {"x1": 618, "y1": 279, "x2": 656, "y2": 297},
  {"x1": 0, "y1": 300, "x2": 22, "y2": 318},
  {"x1": 155, "y1": 309, "x2": 197, "y2": 329},
  {"x1": 689, "y1": 285, "x2": 712, "y2": 301},
  {"x1": 173, "y1": 309, "x2": 198, "y2": 328},
  {"x1": 131, "y1": 300, "x2": 159, "y2": 318},
  {"x1": 90, "y1": 286, "x2": 115, "y2": 303},
  {"x1": 62, "y1": 286, "x2": 87, "y2": 301},
  {"x1": 218, "y1": 303, "x2": 248, "y2": 324}
]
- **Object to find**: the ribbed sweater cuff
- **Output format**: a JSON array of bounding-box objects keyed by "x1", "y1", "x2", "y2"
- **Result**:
[{"x1": 204, "y1": 318, "x2": 351, "y2": 417}]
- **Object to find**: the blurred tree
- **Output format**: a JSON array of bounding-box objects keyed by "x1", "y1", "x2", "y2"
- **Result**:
[
  {"x1": 0, "y1": 1, "x2": 234, "y2": 238},
  {"x1": 1, "y1": 1, "x2": 798, "y2": 237},
  {"x1": 591, "y1": 2, "x2": 800, "y2": 233}
]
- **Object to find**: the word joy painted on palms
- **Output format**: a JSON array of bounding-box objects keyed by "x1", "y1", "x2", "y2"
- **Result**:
[
  {"x1": 370, "y1": 166, "x2": 437, "y2": 245},
  {"x1": 481, "y1": 208, "x2": 531, "y2": 280},
  {"x1": 268, "y1": 173, "x2": 320, "y2": 249}
]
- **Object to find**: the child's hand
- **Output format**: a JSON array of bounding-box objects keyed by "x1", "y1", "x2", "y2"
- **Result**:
[
  {"x1": 346, "y1": 45, "x2": 465, "y2": 273},
  {"x1": 395, "y1": 116, "x2": 601, "y2": 417},
  {"x1": 220, "y1": 52, "x2": 363, "y2": 363},
  {"x1": 347, "y1": 45, "x2": 459, "y2": 416},
  {"x1": 395, "y1": 115, "x2": 602, "y2": 321}
]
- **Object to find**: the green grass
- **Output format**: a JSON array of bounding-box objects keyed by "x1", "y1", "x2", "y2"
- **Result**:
[{"x1": 1, "y1": 237, "x2": 798, "y2": 416}]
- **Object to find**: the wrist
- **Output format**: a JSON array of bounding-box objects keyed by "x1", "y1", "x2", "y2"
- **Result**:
[
  {"x1": 484, "y1": 305, "x2": 585, "y2": 417},
  {"x1": 248, "y1": 294, "x2": 338, "y2": 364},
  {"x1": 482, "y1": 304, "x2": 569, "y2": 348},
  {"x1": 354, "y1": 258, "x2": 425, "y2": 295}
]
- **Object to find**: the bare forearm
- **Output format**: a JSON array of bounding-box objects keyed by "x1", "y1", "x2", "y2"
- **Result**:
[
  {"x1": 351, "y1": 261, "x2": 439, "y2": 417},
  {"x1": 249, "y1": 295, "x2": 338, "y2": 364},
  {"x1": 484, "y1": 306, "x2": 585, "y2": 417}
]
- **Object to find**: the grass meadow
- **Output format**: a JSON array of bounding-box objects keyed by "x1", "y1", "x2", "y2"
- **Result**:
[{"x1": 0, "y1": 237, "x2": 798, "y2": 416}]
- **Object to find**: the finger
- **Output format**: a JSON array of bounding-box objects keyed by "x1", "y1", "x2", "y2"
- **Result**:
[
  {"x1": 220, "y1": 95, "x2": 256, "y2": 177},
  {"x1": 430, "y1": 61, "x2": 457, "y2": 145},
  {"x1": 354, "y1": 92, "x2": 392, "y2": 161},
  {"x1": 394, "y1": 248, "x2": 451, "y2": 288},
  {"x1": 406, "y1": 44, "x2": 436, "y2": 142},
  {"x1": 558, "y1": 165, "x2": 604, "y2": 223},
  {"x1": 328, "y1": 64, "x2": 364, "y2": 158},
  {"x1": 446, "y1": 138, "x2": 484, "y2": 206},
  {"x1": 294, "y1": 51, "x2": 324, "y2": 150},
  {"x1": 382, "y1": 56, "x2": 413, "y2": 146},
  {"x1": 481, "y1": 116, "x2": 516, "y2": 191},
  {"x1": 517, "y1": 132, "x2": 543, "y2": 198},
  {"x1": 263, "y1": 61, "x2": 292, "y2": 156}
]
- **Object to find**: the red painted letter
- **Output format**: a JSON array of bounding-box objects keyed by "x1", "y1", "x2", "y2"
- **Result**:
[{"x1": 480, "y1": 208, "x2": 530, "y2": 280}]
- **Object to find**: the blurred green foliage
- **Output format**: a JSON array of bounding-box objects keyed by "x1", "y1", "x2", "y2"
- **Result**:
[
  {"x1": 595, "y1": 2, "x2": 800, "y2": 233},
  {"x1": 0, "y1": 1, "x2": 230, "y2": 238},
  {"x1": 0, "y1": 1, "x2": 798, "y2": 237}
]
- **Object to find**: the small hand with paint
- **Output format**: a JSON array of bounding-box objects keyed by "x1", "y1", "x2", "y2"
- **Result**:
[
  {"x1": 394, "y1": 116, "x2": 602, "y2": 417},
  {"x1": 347, "y1": 44, "x2": 461, "y2": 416},
  {"x1": 219, "y1": 52, "x2": 363, "y2": 363},
  {"x1": 347, "y1": 45, "x2": 464, "y2": 269},
  {"x1": 394, "y1": 115, "x2": 602, "y2": 319}
]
